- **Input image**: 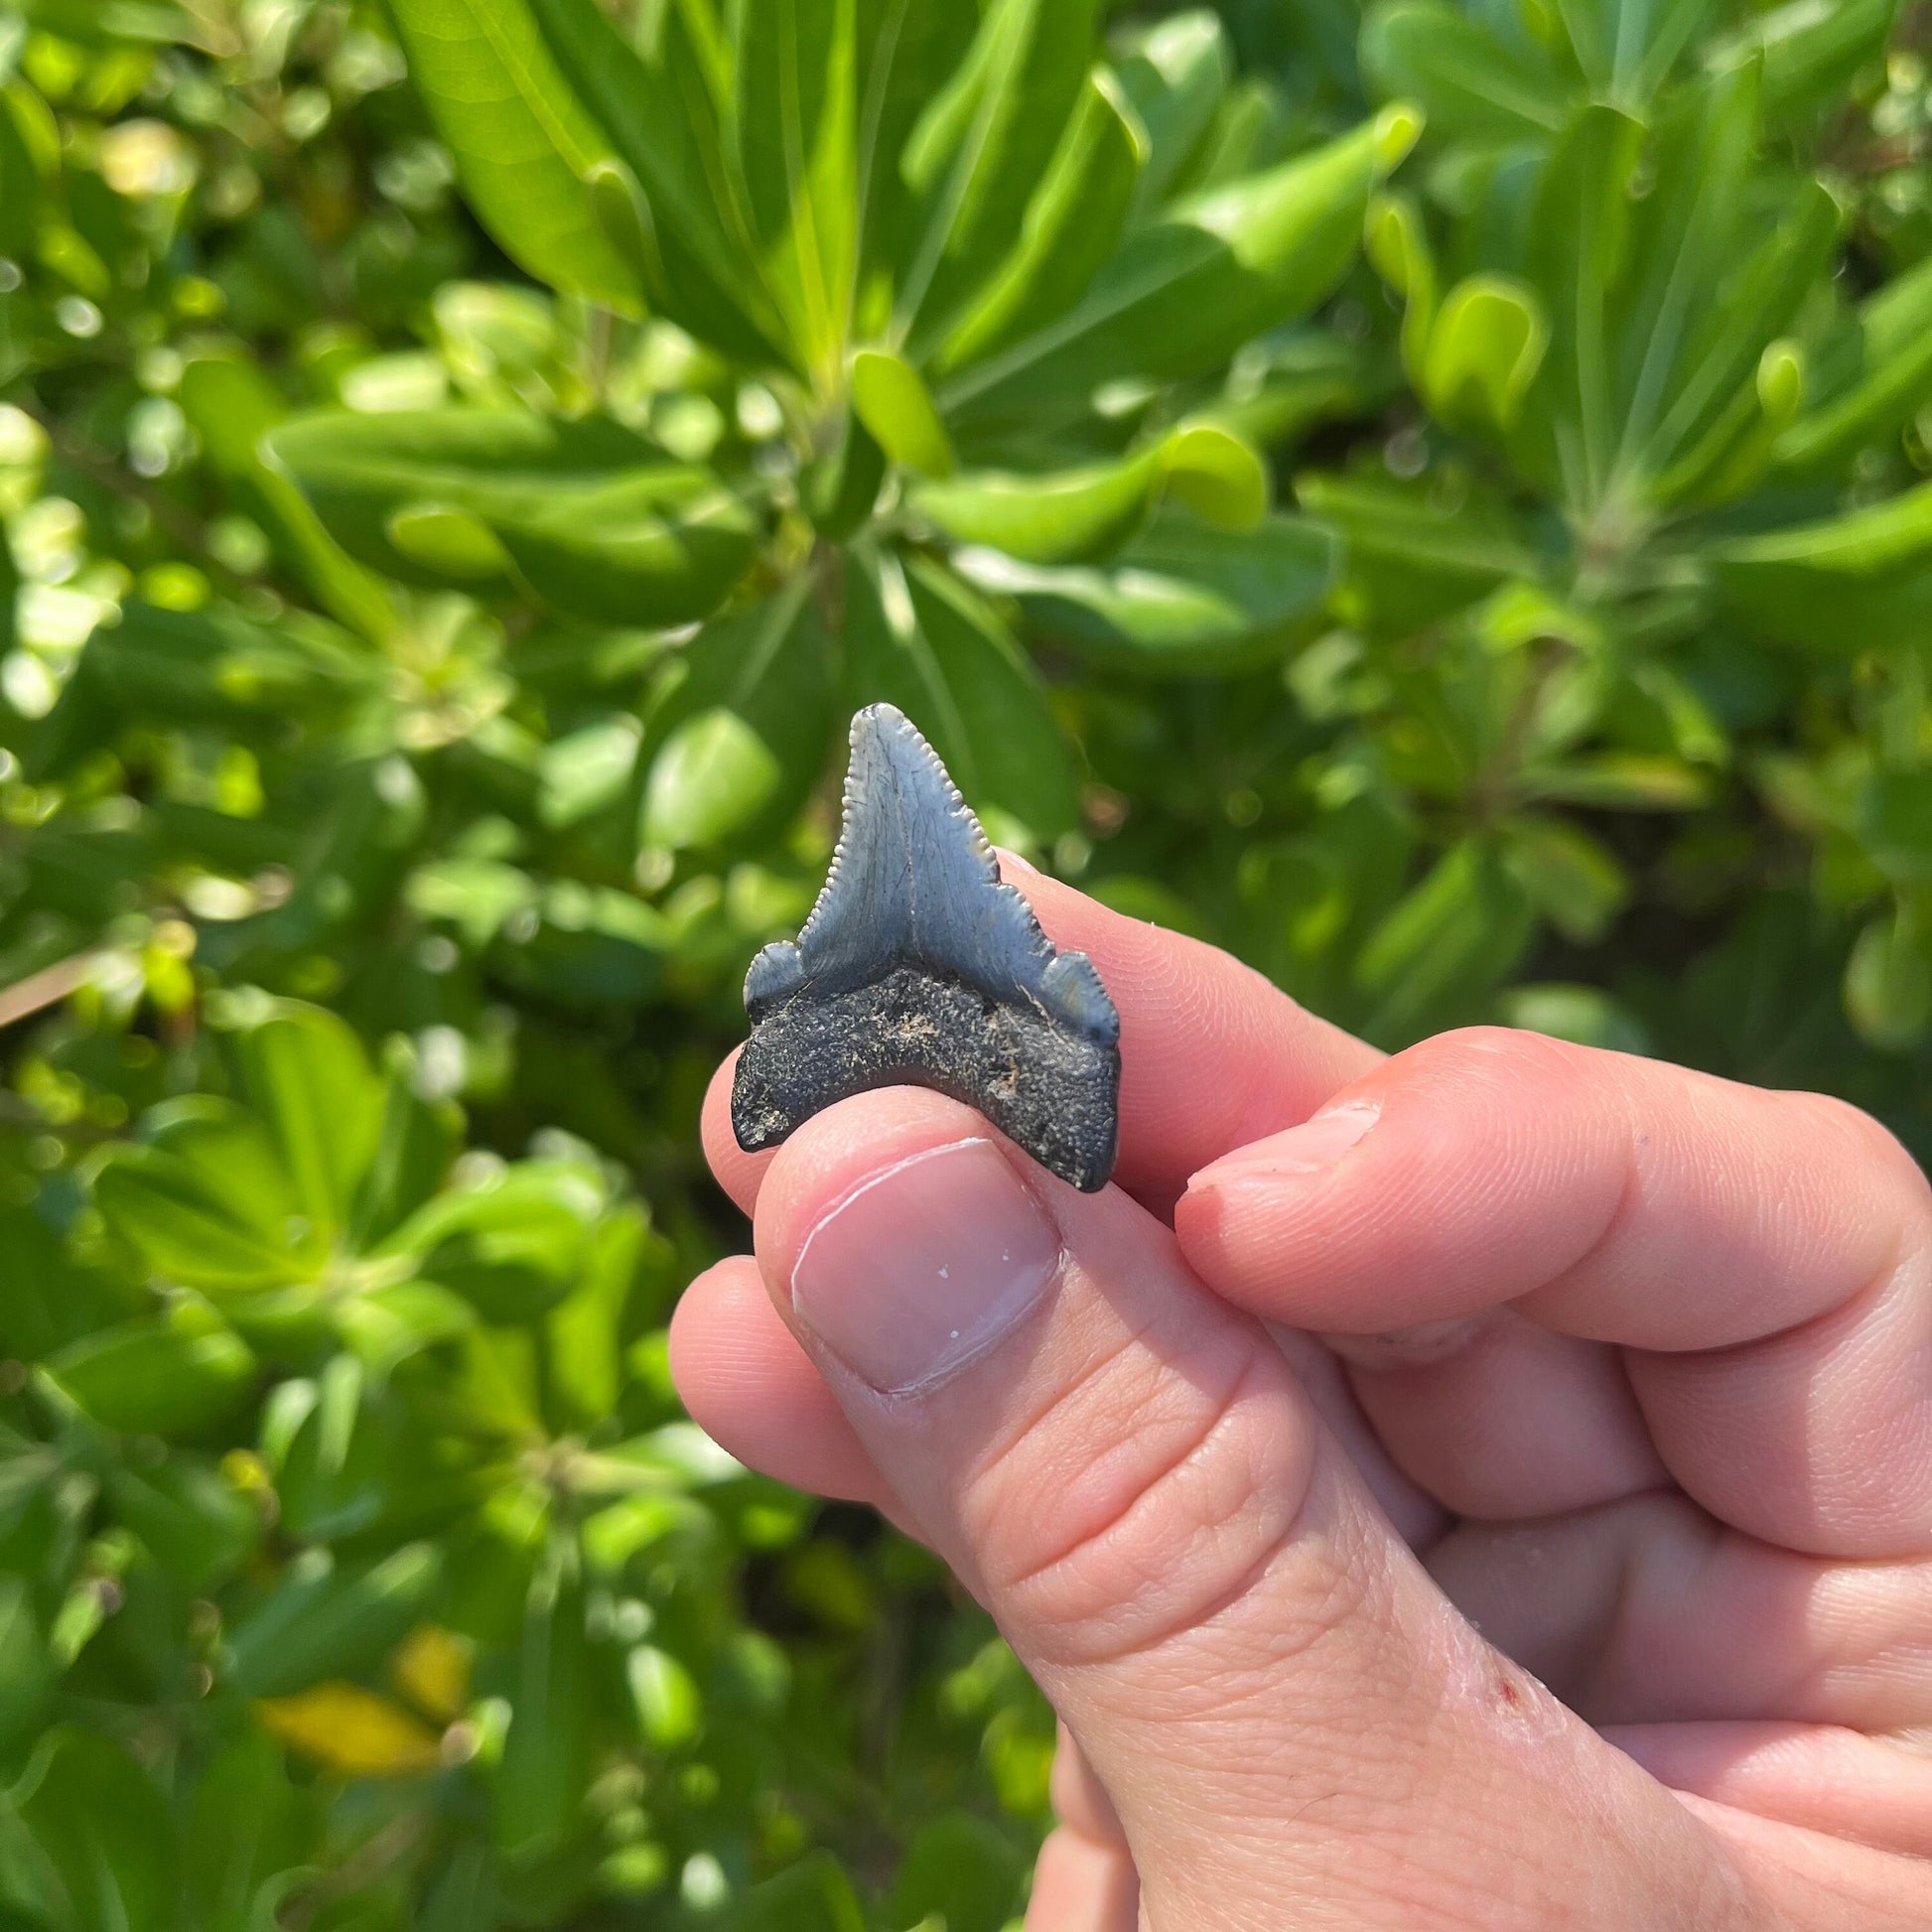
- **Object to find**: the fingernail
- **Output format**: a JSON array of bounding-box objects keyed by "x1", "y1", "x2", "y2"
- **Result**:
[
  {"x1": 1190, "y1": 1102, "x2": 1381, "y2": 1189},
  {"x1": 789, "y1": 1139, "x2": 1063, "y2": 1397},
  {"x1": 992, "y1": 844, "x2": 1040, "y2": 879}
]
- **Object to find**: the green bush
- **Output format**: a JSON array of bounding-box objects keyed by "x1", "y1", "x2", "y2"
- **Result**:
[{"x1": 1, "y1": 0, "x2": 1929, "y2": 1924}]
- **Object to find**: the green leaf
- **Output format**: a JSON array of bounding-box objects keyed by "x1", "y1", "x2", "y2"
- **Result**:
[
  {"x1": 1846, "y1": 903, "x2": 1932, "y2": 1050},
  {"x1": 0, "y1": 1203, "x2": 142, "y2": 1362},
  {"x1": 1421, "y1": 275, "x2": 1548, "y2": 433},
  {"x1": 898, "y1": 0, "x2": 1103, "y2": 333},
  {"x1": 850, "y1": 347, "x2": 955, "y2": 477},
  {"x1": 1365, "y1": 190, "x2": 1438, "y2": 379},
  {"x1": 935, "y1": 65, "x2": 1148, "y2": 373},
  {"x1": 107, "y1": 1454, "x2": 260, "y2": 1590},
  {"x1": 962, "y1": 508, "x2": 1338, "y2": 675},
  {"x1": 1296, "y1": 474, "x2": 1535, "y2": 635},
  {"x1": 384, "y1": 0, "x2": 645, "y2": 311},
  {"x1": 640, "y1": 707, "x2": 783, "y2": 850},
  {"x1": 1163, "y1": 423, "x2": 1271, "y2": 527},
  {"x1": 231, "y1": 1003, "x2": 385, "y2": 1248},
  {"x1": 1775, "y1": 254, "x2": 1932, "y2": 476},
  {"x1": 407, "y1": 858, "x2": 542, "y2": 951},
  {"x1": 1713, "y1": 481, "x2": 1932, "y2": 650},
  {"x1": 727, "y1": 0, "x2": 860, "y2": 377},
  {"x1": 334, "y1": 1280, "x2": 478, "y2": 1373},
  {"x1": 93, "y1": 1098, "x2": 322, "y2": 1292},
  {"x1": 1543, "y1": 0, "x2": 1721, "y2": 99},
  {"x1": 725, "y1": 1853, "x2": 866, "y2": 1932},
  {"x1": 382, "y1": 1169, "x2": 598, "y2": 1322},
  {"x1": 385, "y1": 503, "x2": 510, "y2": 577},
  {"x1": 13, "y1": 1729, "x2": 177, "y2": 1932},
  {"x1": 844, "y1": 547, "x2": 1078, "y2": 839},
  {"x1": 1496, "y1": 982, "x2": 1652, "y2": 1054},
  {"x1": 77, "y1": 598, "x2": 369, "y2": 728},
  {"x1": 1607, "y1": 62, "x2": 1761, "y2": 476},
  {"x1": 1633, "y1": 0, "x2": 1726, "y2": 99},
  {"x1": 1860, "y1": 771, "x2": 1932, "y2": 885},
  {"x1": 1211, "y1": 331, "x2": 1374, "y2": 454},
  {"x1": 266, "y1": 409, "x2": 762, "y2": 626},
  {"x1": 178, "y1": 349, "x2": 399, "y2": 644},
  {"x1": 1645, "y1": 176, "x2": 1839, "y2": 474},
  {"x1": 494, "y1": 1557, "x2": 594, "y2": 1858},
  {"x1": 537, "y1": 714, "x2": 642, "y2": 831},
  {"x1": 546, "y1": 1205, "x2": 649, "y2": 1428},
  {"x1": 46, "y1": 1299, "x2": 256, "y2": 1437},
  {"x1": 1360, "y1": 2, "x2": 1565, "y2": 142},
  {"x1": 642, "y1": 584, "x2": 838, "y2": 849},
  {"x1": 1355, "y1": 839, "x2": 1535, "y2": 1042},
  {"x1": 1710, "y1": 0, "x2": 1899, "y2": 129},
  {"x1": 1521, "y1": 753, "x2": 1714, "y2": 810},
  {"x1": 912, "y1": 449, "x2": 1159, "y2": 564},
  {"x1": 911, "y1": 422, "x2": 1266, "y2": 565},
  {"x1": 888, "y1": 1813, "x2": 1025, "y2": 1932},
  {"x1": 526, "y1": 0, "x2": 787, "y2": 361},
  {"x1": 626, "y1": 1643, "x2": 702, "y2": 1749},
  {"x1": 1523, "y1": 102, "x2": 1644, "y2": 505},
  {"x1": 0, "y1": 1582, "x2": 53, "y2": 1756},
  {"x1": 225, "y1": 1542, "x2": 443, "y2": 1699},
  {"x1": 1114, "y1": 10, "x2": 1232, "y2": 219},
  {"x1": 0, "y1": 89, "x2": 42, "y2": 260},
  {"x1": 943, "y1": 106, "x2": 1418, "y2": 429},
  {"x1": 1500, "y1": 814, "x2": 1629, "y2": 942},
  {"x1": 499, "y1": 882, "x2": 670, "y2": 1008},
  {"x1": 804, "y1": 402, "x2": 888, "y2": 537},
  {"x1": 184, "y1": 1733, "x2": 315, "y2": 1932}
]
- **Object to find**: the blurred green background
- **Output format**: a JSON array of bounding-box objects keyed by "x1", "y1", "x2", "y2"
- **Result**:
[{"x1": 2, "y1": 0, "x2": 1931, "y2": 1925}]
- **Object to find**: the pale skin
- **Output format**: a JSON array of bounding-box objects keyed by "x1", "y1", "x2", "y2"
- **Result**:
[{"x1": 669, "y1": 859, "x2": 1932, "y2": 1929}]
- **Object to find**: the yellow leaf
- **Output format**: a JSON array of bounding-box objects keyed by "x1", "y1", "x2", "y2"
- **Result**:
[
  {"x1": 256, "y1": 1683, "x2": 443, "y2": 1778},
  {"x1": 390, "y1": 1623, "x2": 473, "y2": 1725}
]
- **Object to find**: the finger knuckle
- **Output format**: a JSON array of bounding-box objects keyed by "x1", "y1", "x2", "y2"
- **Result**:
[{"x1": 958, "y1": 1328, "x2": 1323, "y2": 1674}]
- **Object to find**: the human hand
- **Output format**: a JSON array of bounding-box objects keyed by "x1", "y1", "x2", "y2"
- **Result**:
[{"x1": 671, "y1": 862, "x2": 1932, "y2": 1929}]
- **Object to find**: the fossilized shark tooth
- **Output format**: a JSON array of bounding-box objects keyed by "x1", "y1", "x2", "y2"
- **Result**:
[{"x1": 732, "y1": 705, "x2": 1121, "y2": 1191}]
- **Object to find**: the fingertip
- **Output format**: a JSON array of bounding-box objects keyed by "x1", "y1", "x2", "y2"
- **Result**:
[
  {"x1": 668, "y1": 1257, "x2": 893, "y2": 1506},
  {"x1": 702, "y1": 1049, "x2": 775, "y2": 1215},
  {"x1": 1024, "y1": 1828, "x2": 1140, "y2": 1932}
]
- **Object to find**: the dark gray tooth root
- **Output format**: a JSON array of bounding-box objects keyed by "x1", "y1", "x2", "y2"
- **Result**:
[{"x1": 731, "y1": 704, "x2": 1121, "y2": 1191}]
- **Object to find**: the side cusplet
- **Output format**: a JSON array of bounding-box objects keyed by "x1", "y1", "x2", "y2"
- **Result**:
[{"x1": 732, "y1": 705, "x2": 1122, "y2": 1190}]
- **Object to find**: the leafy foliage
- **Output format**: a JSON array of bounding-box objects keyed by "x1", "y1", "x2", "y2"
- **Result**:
[{"x1": 0, "y1": 0, "x2": 1929, "y2": 1924}]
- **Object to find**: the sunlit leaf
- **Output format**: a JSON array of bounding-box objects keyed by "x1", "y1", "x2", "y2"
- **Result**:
[
  {"x1": 943, "y1": 107, "x2": 1417, "y2": 429},
  {"x1": 93, "y1": 1098, "x2": 320, "y2": 1292},
  {"x1": 850, "y1": 348, "x2": 955, "y2": 477},
  {"x1": 385, "y1": 0, "x2": 645, "y2": 311},
  {"x1": 46, "y1": 1299, "x2": 256, "y2": 1438},
  {"x1": 844, "y1": 547, "x2": 1078, "y2": 839},
  {"x1": 267, "y1": 409, "x2": 763, "y2": 625},
  {"x1": 957, "y1": 507, "x2": 1337, "y2": 674},
  {"x1": 1360, "y1": 1, "x2": 1565, "y2": 141},
  {"x1": 935, "y1": 65, "x2": 1148, "y2": 372}
]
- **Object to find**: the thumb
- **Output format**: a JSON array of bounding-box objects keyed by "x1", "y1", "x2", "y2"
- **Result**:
[{"x1": 753, "y1": 1088, "x2": 1742, "y2": 1930}]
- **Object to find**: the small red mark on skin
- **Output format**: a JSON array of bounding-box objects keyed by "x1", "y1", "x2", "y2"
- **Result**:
[{"x1": 1495, "y1": 1677, "x2": 1521, "y2": 1710}]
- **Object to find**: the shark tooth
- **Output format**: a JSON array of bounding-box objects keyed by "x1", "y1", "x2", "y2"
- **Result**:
[{"x1": 732, "y1": 705, "x2": 1121, "y2": 1191}]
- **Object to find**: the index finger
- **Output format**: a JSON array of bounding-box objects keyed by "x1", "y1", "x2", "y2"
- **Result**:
[
  {"x1": 1177, "y1": 1025, "x2": 1932, "y2": 1557},
  {"x1": 702, "y1": 856, "x2": 1379, "y2": 1219}
]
